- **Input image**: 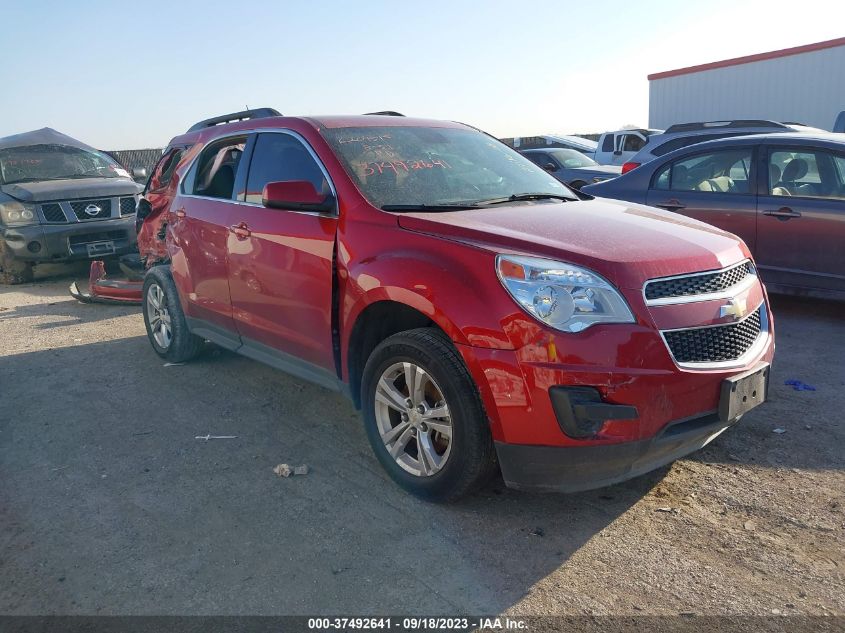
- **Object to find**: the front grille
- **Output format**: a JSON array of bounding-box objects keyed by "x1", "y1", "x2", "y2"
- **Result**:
[
  {"x1": 41, "y1": 203, "x2": 67, "y2": 223},
  {"x1": 119, "y1": 197, "x2": 136, "y2": 216},
  {"x1": 70, "y1": 199, "x2": 112, "y2": 221},
  {"x1": 664, "y1": 307, "x2": 762, "y2": 364},
  {"x1": 645, "y1": 261, "x2": 752, "y2": 301},
  {"x1": 68, "y1": 230, "x2": 126, "y2": 246}
]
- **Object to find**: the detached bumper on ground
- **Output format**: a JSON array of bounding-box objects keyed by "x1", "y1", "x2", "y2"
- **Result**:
[{"x1": 69, "y1": 259, "x2": 144, "y2": 305}]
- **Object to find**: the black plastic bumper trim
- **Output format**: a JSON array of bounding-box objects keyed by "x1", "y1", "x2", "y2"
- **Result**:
[
  {"x1": 549, "y1": 386, "x2": 638, "y2": 438},
  {"x1": 495, "y1": 411, "x2": 733, "y2": 493}
]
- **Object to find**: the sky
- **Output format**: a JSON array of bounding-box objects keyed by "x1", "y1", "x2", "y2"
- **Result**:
[{"x1": 1, "y1": 0, "x2": 844, "y2": 149}]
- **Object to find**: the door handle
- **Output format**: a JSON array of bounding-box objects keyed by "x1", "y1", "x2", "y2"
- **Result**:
[
  {"x1": 229, "y1": 222, "x2": 251, "y2": 239},
  {"x1": 763, "y1": 207, "x2": 801, "y2": 221},
  {"x1": 655, "y1": 199, "x2": 686, "y2": 212},
  {"x1": 174, "y1": 208, "x2": 186, "y2": 219}
]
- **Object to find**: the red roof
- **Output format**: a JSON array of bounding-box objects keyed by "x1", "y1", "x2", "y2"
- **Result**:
[{"x1": 648, "y1": 36, "x2": 845, "y2": 81}]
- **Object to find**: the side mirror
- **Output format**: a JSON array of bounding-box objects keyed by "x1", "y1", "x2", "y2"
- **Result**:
[
  {"x1": 262, "y1": 181, "x2": 335, "y2": 213},
  {"x1": 132, "y1": 167, "x2": 148, "y2": 180},
  {"x1": 543, "y1": 162, "x2": 557, "y2": 172}
]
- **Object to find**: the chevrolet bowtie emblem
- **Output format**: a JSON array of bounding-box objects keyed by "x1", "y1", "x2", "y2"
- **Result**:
[{"x1": 719, "y1": 298, "x2": 747, "y2": 320}]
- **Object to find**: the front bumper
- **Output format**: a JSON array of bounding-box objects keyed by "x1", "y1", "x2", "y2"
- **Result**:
[
  {"x1": 496, "y1": 411, "x2": 736, "y2": 492},
  {"x1": 455, "y1": 312, "x2": 774, "y2": 492},
  {"x1": 1, "y1": 217, "x2": 136, "y2": 263}
]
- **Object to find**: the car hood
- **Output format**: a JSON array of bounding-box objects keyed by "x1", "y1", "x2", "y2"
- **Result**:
[
  {"x1": 396, "y1": 198, "x2": 749, "y2": 290},
  {"x1": 1, "y1": 177, "x2": 142, "y2": 202}
]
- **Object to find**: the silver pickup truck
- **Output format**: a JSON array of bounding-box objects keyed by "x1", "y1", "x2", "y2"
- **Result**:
[{"x1": 0, "y1": 128, "x2": 142, "y2": 284}]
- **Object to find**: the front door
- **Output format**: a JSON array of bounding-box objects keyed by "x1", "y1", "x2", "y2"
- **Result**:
[
  {"x1": 227, "y1": 131, "x2": 338, "y2": 373},
  {"x1": 646, "y1": 146, "x2": 758, "y2": 252},
  {"x1": 755, "y1": 145, "x2": 845, "y2": 292}
]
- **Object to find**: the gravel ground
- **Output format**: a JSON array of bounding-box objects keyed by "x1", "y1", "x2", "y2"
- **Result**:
[{"x1": 0, "y1": 263, "x2": 843, "y2": 617}]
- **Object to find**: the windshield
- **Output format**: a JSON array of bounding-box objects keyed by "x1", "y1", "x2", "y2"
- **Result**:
[
  {"x1": 547, "y1": 149, "x2": 598, "y2": 168},
  {"x1": 321, "y1": 126, "x2": 572, "y2": 209},
  {"x1": 0, "y1": 144, "x2": 127, "y2": 185}
]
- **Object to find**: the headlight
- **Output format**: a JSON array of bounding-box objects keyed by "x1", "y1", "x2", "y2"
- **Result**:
[
  {"x1": 0, "y1": 200, "x2": 39, "y2": 226},
  {"x1": 496, "y1": 255, "x2": 635, "y2": 333}
]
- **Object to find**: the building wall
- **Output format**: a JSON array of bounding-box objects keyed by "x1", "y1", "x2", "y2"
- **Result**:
[{"x1": 649, "y1": 45, "x2": 845, "y2": 130}]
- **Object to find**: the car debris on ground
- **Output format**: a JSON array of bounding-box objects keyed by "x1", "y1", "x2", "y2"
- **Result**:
[{"x1": 273, "y1": 463, "x2": 309, "y2": 477}]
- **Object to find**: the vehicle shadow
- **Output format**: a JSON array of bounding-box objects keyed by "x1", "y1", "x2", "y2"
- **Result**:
[
  {"x1": 0, "y1": 296, "x2": 137, "y2": 330},
  {"x1": 0, "y1": 335, "x2": 658, "y2": 616},
  {"x1": 689, "y1": 293, "x2": 845, "y2": 473}
]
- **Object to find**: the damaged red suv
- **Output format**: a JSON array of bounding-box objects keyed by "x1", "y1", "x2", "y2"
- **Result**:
[{"x1": 139, "y1": 109, "x2": 774, "y2": 501}]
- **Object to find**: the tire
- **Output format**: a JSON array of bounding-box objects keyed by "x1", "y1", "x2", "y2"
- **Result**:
[
  {"x1": 361, "y1": 327, "x2": 496, "y2": 502},
  {"x1": 142, "y1": 266, "x2": 204, "y2": 362},
  {"x1": 568, "y1": 180, "x2": 587, "y2": 191},
  {"x1": 0, "y1": 241, "x2": 34, "y2": 285}
]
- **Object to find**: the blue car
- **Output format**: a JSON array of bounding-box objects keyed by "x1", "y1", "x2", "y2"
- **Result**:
[
  {"x1": 582, "y1": 132, "x2": 845, "y2": 300},
  {"x1": 520, "y1": 148, "x2": 621, "y2": 190}
]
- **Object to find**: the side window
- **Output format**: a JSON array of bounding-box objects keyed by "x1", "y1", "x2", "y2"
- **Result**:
[
  {"x1": 245, "y1": 133, "x2": 329, "y2": 205},
  {"x1": 524, "y1": 153, "x2": 550, "y2": 167},
  {"x1": 147, "y1": 147, "x2": 184, "y2": 192},
  {"x1": 623, "y1": 135, "x2": 646, "y2": 152},
  {"x1": 653, "y1": 163, "x2": 671, "y2": 190},
  {"x1": 769, "y1": 149, "x2": 844, "y2": 199},
  {"x1": 652, "y1": 149, "x2": 753, "y2": 194},
  {"x1": 601, "y1": 134, "x2": 615, "y2": 153},
  {"x1": 192, "y1": 138, "x2": 246, "y2": 200}
]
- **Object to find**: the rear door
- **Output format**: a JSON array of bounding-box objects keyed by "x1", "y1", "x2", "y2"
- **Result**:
[
  {"x1": 646, "y1": 146, "x2": 758, "y2": 251},
  {"x1": 226, "y1": 130, "x2": 338, "y2": 374},
  {"x1": 755, "y1": 144, "x2": 845, "y2": 292},
  {"x1": 169, "y1": 135, "x2": 247, "y2": 338}
]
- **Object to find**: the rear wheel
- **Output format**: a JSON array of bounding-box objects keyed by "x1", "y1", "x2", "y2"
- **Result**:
[
  {"x1": 0, "y1": 242, "x2": 34, "y2": 285},
  {"x1": 361, "y1": 328, "x2": 496, "y2": 502},
  {"x1": 142, "y1": 266, "x2": 204, "y2": 362}
]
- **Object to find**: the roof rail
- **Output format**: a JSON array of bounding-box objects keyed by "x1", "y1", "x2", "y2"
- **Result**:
[
  {"x1": 186, "y1": 108, "x2": 282, "y2": 133},
  {"x1": 363, "y1": 111, "x2": 405, "y2": 117},
  {"x1": 664, "y1": 120, "x2": 788, "y2": 134}
]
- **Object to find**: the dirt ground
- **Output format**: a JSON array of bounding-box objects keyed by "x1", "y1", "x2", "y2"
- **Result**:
[{"x1": 0, "y1": 263, "x2": 843, "y2": 617}]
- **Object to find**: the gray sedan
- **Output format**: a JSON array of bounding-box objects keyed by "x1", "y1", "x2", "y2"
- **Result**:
[{"x1": 520, "y1": 148, "x2": 621, "y2": 190}]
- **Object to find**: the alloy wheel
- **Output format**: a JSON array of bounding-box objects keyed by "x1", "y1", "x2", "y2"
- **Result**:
[
  {"x1": 374, "y1": 361, "x2": 453, "y2": 477},
  {"x1": 146, "y1": 283, "x2": 172, "y2": 350}
]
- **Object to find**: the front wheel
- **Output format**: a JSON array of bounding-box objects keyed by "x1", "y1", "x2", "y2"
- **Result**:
[
  {"x1": 361, "y1": 328, "x2": 496, "y2": 502},
  {"x1": 142, "y1": 266, "x2": 204, "y2": 362}
]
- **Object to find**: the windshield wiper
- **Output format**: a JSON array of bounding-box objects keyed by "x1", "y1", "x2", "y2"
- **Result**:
[
  {"x1": 381, "y1": 203, "x2": 482, "y2": 212},
  {"x1": 475, "y1": 193, "x2": 576, "y2": 205}
]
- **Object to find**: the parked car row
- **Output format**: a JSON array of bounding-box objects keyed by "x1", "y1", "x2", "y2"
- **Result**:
[{"x1": 11, "y1": 107, "x2": 840, "y2": 502}]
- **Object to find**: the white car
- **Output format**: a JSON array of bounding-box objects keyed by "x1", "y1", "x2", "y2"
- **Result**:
[{"x1": 593, "y1": 128, "x2": 663, "y2": 165}]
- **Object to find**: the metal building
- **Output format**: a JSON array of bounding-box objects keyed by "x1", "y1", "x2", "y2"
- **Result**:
[{"x1": 648, "y1": 37, "x2": 845, "y2": 131}]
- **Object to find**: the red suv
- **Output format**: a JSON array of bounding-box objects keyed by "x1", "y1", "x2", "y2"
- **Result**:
[{"x1": 140, "y1": 109, "x2": 774, "y2": 501}]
